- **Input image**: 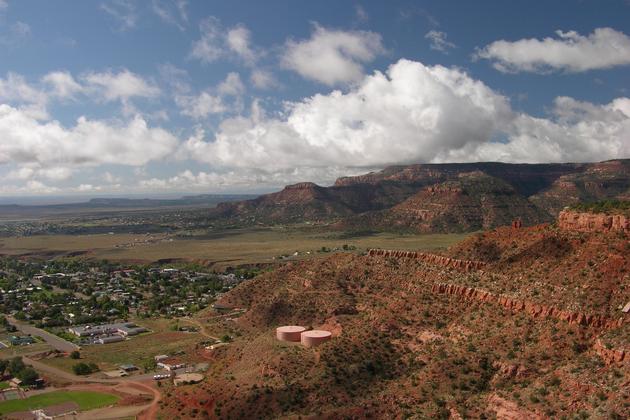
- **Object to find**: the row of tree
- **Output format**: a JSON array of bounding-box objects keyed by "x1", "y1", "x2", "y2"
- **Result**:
[{"x1": 0, "y1": 357, "x2": 39, "y2": 386}]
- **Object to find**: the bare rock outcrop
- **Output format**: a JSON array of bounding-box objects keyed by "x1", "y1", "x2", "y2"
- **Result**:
[
  {"x1": 431, "y1": 283, "x2": 625, "y2": 330},
  {"x1": 558, "y1": 210, "x2": 630, "y2": 235},
  {"x1": 593, "y1": 339, "x2": 628, "y2": 365},
  {"x1": 492, "y1": 361, "x2": 529, "y2": 378},
  {"x1": 486, "y1": 394, "x2": 543, "y2": 420},
  {"x1": 368, "y1": 249, "x2": 486, "y2": 271}
]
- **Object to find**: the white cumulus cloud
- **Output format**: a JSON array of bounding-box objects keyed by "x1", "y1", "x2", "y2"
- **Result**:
[
  {"x1": 83, "y1": 69, "x2": 160, "y2": 102},
  {"x1": 250, "y1": 69, "x2": 277, "y2": 89},
  {"x1": 282, "y1": 24, "x2": 385, "y2": 86},
  {"x1": 42, "y1": 71, "x2": 84, "y2": 99},
  {"x1": 181, "y1": 59, "x2": 628, "y2": 180},
  {"x1": 226, "y1": 24, "x2": 258, "y2": 65},
  {"x1": 175, "y1": 72, "x2": 244, "y2": 119},
  {"x1": 191, "y1": 17, "x2": 262, "y2": 66},
  {"x1": 0, "y1": 104, "x2": 178, "y2": 168},
  {"x1": 476, "y1": 27, "x2": 630, "y2": 73}
]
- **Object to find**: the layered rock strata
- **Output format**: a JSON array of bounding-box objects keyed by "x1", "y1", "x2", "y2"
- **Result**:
[
  {"x1": 558, "y1": 210, "x2": 630, "y2": 235},
  {"x1": 368, "y1": 249, "x2": 486, "y2": 271},
  {"x1": 431, "y1": 283, "x2": 624, "y2": 330}
]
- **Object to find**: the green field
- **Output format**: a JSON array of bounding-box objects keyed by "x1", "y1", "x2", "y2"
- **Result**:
[
  {"x1": 0, "y1": 390, "x2": 119, "y2": 415},
  {"x1": 0, "y1": 227, "x2": 471, "y2": 268}
]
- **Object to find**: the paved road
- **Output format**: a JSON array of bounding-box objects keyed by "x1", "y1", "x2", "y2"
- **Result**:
[{"x1": 7, "y1": 316, "x2": 80, "y2": 353}]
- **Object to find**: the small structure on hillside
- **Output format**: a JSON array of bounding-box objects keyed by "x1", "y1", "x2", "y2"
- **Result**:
[
  {"x1": 119, "y1": 364, "x2": 138, "y2": 372},
  {"x1": 276, "y1": 326, "x2": 306, "y2": 342},
  {"x1": 157, "y1": 358, "x2": 186, "y2": 371},
  {"x1": 174, "y1": 373, "x2": 204, "y2": 386},
  {"x1": 10, "y1": 336, "x2": 35, "y2": 346},
  {"x1": 301, "y1": 330, "x2": 332, "y2": 348},
  {"x1": 511, "y1": 219, "x2": 522, "y2": 229}
]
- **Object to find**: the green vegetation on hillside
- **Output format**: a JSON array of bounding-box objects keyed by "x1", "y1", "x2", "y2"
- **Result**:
[
  {"x1": 569, "y1": 200, "x2": 630, "y2": 214},
  {"x1": 0, "y1": 390, "x2": 118, "y2": 415}
]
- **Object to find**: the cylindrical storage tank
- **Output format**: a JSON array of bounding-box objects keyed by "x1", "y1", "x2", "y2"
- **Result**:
[
  {"x1": 276, "y1": 326, "x2": 306, "y2": 342},
  {"x1": 300, "y1": 330, "x2": 331, "y2": 348}
]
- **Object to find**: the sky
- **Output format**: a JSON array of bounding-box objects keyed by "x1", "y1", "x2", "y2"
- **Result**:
[{"x1": 0, "y1": 0, "x2": 629, "y2": 197}]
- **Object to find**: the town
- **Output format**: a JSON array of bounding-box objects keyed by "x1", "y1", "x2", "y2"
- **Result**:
[{"x1": 0, "y1": 257, "x2": 254, "y2": 334}]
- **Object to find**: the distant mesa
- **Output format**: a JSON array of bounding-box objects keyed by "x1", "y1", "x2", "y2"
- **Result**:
[
  {"x1": 284, "y1": 182, "x2": 322, "y2": 190},
  {"x1": 276, "y1": 325, "x2": 306, "y2": 342},
  {"x1": 209, "y1": 159, "x2": 630, "y2": 233}
]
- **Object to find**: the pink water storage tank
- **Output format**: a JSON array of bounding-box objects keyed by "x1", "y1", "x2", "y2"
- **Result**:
[
  {"x1": 276, "y1": 326, "x2": 306, "y2": 342},
  {"x1": 300, "y1": 330, "x2": 332, "y2": 348}
]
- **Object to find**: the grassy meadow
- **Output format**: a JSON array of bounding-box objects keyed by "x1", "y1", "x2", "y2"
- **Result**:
[{"x1": 0, "y1": 227, "x2": 472, "y2": 268}]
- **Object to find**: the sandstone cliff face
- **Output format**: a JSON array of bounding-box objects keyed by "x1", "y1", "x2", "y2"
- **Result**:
[
  {"x1": 593, "y1": 339, "x2": 628, "y2": 365},
  {"x1": 431, "y1": 283, "x2": 625, "y2": 330},
  {"x1": 367, "y1": 249, "x2": 487, "y2": 271},
  {"x1": 530, "y1": 160, "x2": 630, "y2": 216},
  {"x1": 558, "y1": 210, "x2": 630, "y2": 235},
  {"x1": 355, "y1": 172, "x2": 552, "y2": 233}
]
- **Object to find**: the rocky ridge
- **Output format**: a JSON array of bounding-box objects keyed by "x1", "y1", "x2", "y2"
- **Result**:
[
  {"x1": 430, "y1": 283, "x2": 625, "y2": 331},
  {"x1": 367, "y1": 248, "x2": 487, "y2": 271},
  {"x1": 558, "y1": 210, "x2": 630, "y2": 235},
  {"x1": 161, "y1": 214, "x2": 630, "y2": 418},
  {"x1": 210, "y1": 159, "x2": 630, "y2": 232}
]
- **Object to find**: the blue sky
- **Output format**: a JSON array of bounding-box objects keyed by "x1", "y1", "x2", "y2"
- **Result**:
[{"x1": 0, "y1": 0, "x2": 629, "y2": 196}]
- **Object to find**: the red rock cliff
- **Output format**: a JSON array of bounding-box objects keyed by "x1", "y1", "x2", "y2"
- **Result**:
[
  {"x1": 558, "y1": 210, "x2": 630, "y2": 234},
  {"x1": 431, "y1": 283, "x2": 625, "y2": 330},
  {"x1": 593, "y1": 339, "x2": 628, "y2": 365},
  {"x1": 368, "y1": 249, "x2": 487, "y2": 271}
]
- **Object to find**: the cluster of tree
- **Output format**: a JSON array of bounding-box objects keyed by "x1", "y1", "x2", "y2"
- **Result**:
[
  {"x1": 0, "y1": 357, "x2": 40, "y2": 386},
  {"x1": 72, "y1": 362, "x2": 99, "y2": 375},
  {"x1": 570, "y1": 200, "x2": 630, "y2": 214},
  {"x1": 0, "y1": 315, "x2": 16, "y2": 332}
]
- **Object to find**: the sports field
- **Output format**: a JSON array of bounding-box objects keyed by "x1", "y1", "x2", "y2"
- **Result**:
[{"x1": 0, "y1": 390, "x2": 118, "y2": 415}]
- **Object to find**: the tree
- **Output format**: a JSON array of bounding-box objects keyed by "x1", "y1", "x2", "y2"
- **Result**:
[
  {"x1": 0, "y1": 359, "x2": 8, "y2": 376},
  {"x1": 72, "y1": 362, "x2": 93, "y2": 375},
  {"x1": 17, "y1": 367, "x2": 39, "y2": 386},
  {"x1": 8, "y1": 357, "x2": 25, "y2": 376},
  {"x1": 70, "y1": 351, "x2": 81, "y2": 359}
]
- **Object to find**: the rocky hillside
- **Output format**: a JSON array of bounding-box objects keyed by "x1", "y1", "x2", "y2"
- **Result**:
[
  {"x1": 210, "y1": 159, "x2": 630, "y2": 233},
  {"x1": 529, "y1": 160, "x2": 630, "y2": 216},
  {"x1": 347, "y1": 171, "x2": 552, "y2": 232},
  {"x1": 558, "y1": 210, "x2": 630, "y2": 235},
  {"x1": 159, "y1": 217, "x2": 629, "y2": 419}
]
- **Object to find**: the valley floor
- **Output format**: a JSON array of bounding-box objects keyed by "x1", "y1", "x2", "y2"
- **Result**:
[{"x1": 0, "y1": 227, "x2": 471, "y2": 269}]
